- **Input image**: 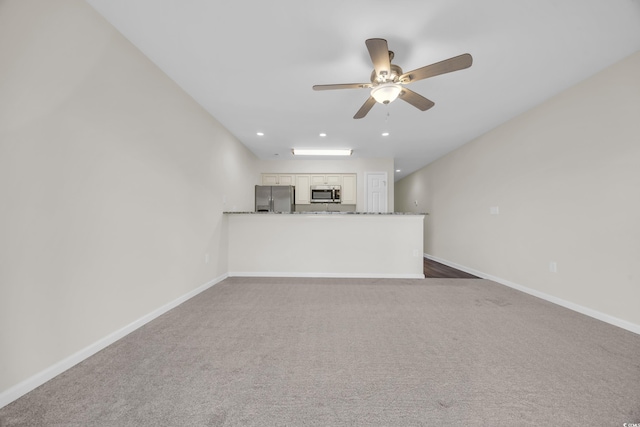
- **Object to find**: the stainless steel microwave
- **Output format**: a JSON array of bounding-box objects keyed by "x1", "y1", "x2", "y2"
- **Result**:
[{"x1": 310, "y1": 185, "x2": 341, "y2": 203}]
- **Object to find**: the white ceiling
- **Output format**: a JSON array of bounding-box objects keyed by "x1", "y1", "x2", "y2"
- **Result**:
[{"x1": 86, "y1": 0, "x2": 640, "y2": 180}]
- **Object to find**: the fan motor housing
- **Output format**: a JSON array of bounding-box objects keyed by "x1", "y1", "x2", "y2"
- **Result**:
[{"x1": 371, "y1": 64, "x2": 404, "y2": 85}]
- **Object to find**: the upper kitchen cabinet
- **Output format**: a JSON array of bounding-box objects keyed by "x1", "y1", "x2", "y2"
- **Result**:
[
  {"x1": 295, "y1": 175, "x2": 310, "y2": 204},
  {"x1": 262, "y1": 174, "x2": 294, "y2": 186},
  {"x1": 310, "y1": 174, "x2": 342, "y2": 186},
  {"x1": 341, "y1": 174, "x2": 356, "y2": 205},
  {"x1": 261, "y1": 173, "x2": 357, "y2": 207}
]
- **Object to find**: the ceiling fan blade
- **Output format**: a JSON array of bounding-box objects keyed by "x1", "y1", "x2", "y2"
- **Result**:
[
  {"x1": 313, "y1": 83, "x2": 372, "y2": 91},
  {"x1": 353, "y1": 96, "x2": 376, "y2": 119},
  {"x1": 365, "y1": 38, "x2": 391, "y2": 80},
  {"x1": 399, "y1": 53, "x2": 472, "y2": 83},
  {"x1": 398, "y1": 88, "x2": 435, "y2": 111}
]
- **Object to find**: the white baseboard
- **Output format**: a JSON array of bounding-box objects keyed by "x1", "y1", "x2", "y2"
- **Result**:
[
  {"x1": 424, "y1": 253, "x2": 640, "y2": 335},
  {"x1": 228, "y1": 272, "x2": 425, "y2": 279},
  {"x1": 0, "y1": 274, "x2": 228, "y2": 410}
]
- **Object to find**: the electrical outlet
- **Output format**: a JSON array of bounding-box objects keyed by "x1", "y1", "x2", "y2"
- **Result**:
[
  {"x1": 414, "y1": 200, "x2": 418, "y2": 206},
  {"x1": 413, "y1": 249, "x2": 420, "y2": 257},
  {"x1": 490, "y1": 206, "x2": 500, "y2": 215},
  {"x1": 549, "y1": 261, "x2": 557, "y2": 273},
  {"x1": 205, "y1": 253, "x2": 210, "y2": 264}
]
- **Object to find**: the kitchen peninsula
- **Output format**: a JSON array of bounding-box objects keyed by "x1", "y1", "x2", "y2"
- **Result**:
[{"x1": 224, "y1": 211, "x2": 426, "y2": 278}]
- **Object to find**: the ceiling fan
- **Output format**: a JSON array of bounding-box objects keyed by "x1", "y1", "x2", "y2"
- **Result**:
[{"x1": 312, "y1": 38, "x2": 472, "y2": 119}]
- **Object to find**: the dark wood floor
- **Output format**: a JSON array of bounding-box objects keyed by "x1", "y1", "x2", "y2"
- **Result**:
[{"x1": 424, "y1": 257, "x2": 479, "y2": 279}]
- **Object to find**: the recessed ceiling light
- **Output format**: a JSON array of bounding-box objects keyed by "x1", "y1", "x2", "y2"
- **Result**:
[
  {"x1": 382, "y1": 132, "x2": 389, "y2": 136},
  {"x1": 292, "y1": 149, "x2": 352, "y2": 156},
  {"x1": 319, "y1": 133, "x2": 327, "y2": 137},
  {"x1": 256, "y1": 132, "x2": 264, "y2": 136},
  {"x1": 395, "y1": 169, "x2": 401, "y2": 172}
]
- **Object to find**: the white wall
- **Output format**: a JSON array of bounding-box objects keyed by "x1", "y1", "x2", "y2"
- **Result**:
[
  {"x1": 227, "y1": 214, "x2": 424, "y2": 278},
  {"x1": 395, "y1": 52, "x2": 640, "y2": 331},
  {"x1": 259, "y1": 158, "x2": 395, "y2": 212},
  {"x1": 0, "y1": 0, "x2": 258, "y2": 399}
]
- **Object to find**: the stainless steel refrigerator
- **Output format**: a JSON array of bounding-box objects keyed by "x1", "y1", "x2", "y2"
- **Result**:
[{"x1": 255, "y1": 185, "x2": 295, "y2": 212}]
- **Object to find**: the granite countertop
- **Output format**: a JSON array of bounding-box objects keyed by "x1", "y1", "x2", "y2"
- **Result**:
[{"x1": 223, "y1": 211, "x2": 428, "y2": 215}]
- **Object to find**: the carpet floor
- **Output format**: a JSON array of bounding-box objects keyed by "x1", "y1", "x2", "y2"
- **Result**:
[{"x1": 1, "y1": 277, "x2": 639, "y2": 426}]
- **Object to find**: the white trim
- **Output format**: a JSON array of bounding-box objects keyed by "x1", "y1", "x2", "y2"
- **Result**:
[
  {"x1": 228, "y1": 272, "x2": 424, "y2": 279},
  {"x1": 0, "y1": 274, "x2": 228, "y2": 410},
  {"x1": 424, "y1": 253, "x2": 640, "y2": 335}
]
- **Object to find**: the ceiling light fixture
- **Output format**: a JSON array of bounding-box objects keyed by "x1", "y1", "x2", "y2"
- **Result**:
[
  {"x1": 292, "y1": 149, "x2": 352, "y2": 156},
  {"x1": 256, "y1": 132, "x2": 264, "y2": 136},
  {"x1": 371, "y1": 83, "x2": 402, "y2": 104},
  {"x1": 381, "y1": 132, "x2": 389, "y2": 137},
  {"x1": 319, "y1": 133, "x2": 327, "y2": 137}
]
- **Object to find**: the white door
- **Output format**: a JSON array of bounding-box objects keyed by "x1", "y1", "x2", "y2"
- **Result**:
[{"x1": 366, "y1": 172, "x2": 388, "y2": 213}]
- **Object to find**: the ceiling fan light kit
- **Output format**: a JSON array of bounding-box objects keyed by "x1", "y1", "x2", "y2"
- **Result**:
[
  {"x1": 312, "y1": 38, "x2": 472, "y2": 119},
  {"x1": 371, "y1": 83, "x2": 402, "y2": 104}
]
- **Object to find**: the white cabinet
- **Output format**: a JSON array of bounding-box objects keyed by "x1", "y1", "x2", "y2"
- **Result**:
[
  {"x1": 341, "y1": 174, "x2": 357, "y2": 205},
  {"x1": 261, "y1": 173, "x2": 356, "y2": 206},
  {"x1": 310, "y1": 174, "x2": 342, "y2": 186},
  {"x1": 262, "y1": 174, "x2": 294, "y2": 185},
  {"x1": 262, "y1": 175, "x2": 278, "y2": 185},
  {"x1": 295, "y1": 175, "x2": 310, "y2": 204}
]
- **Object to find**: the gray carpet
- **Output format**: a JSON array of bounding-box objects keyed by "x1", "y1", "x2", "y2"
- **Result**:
[{"x1": 1, "y1": 277, "x2": 640, "y2": 426}]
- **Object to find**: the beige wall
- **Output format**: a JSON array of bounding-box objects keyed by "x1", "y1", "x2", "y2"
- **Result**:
[
  {"x1": 227, "y1": 214, "x2": 424, "y2": 278},
  {"x1": 259, "y1": 158, "x2": 395, "y2": 212},
  {"x1": 396, "y1": 52, "x2": 640, "y2": 330},
  {"x1": 0, "y1": 0, "x2": 258, "y2": 397}
]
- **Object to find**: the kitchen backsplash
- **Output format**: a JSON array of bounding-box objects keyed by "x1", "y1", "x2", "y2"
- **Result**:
[{"x1": 295, "y1": 204, "x2": 356, "y2": 213}]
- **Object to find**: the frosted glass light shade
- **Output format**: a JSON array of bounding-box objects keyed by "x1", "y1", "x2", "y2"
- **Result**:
[{"x1": 371, "y1": 83, "x2": 402, "y2": 104}]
